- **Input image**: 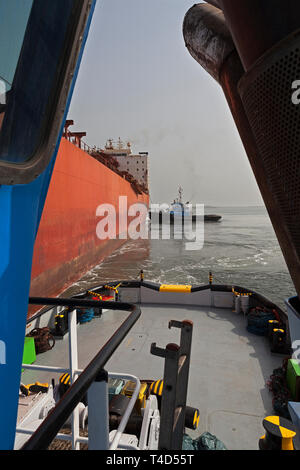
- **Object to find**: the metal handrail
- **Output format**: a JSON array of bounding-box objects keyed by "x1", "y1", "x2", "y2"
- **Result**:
[{"x1": 21, "y1": 297, "x2": 141, "y2": 450}]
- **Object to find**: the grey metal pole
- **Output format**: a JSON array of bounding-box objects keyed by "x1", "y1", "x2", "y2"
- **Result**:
[
  {"x1": 151, "y1": 319, "x2": 194, "y2": 450},
  {"x1": 69, "y1": 308, "x2": 80, "y2": 450},
  {"x1": 88, "y1": 369, "x2": 109, "y2": 450}
]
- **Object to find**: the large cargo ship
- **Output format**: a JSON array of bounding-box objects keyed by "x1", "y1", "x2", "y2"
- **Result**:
[{"x1": 29, "y1": 122, "x2": 149, "y2": 308}]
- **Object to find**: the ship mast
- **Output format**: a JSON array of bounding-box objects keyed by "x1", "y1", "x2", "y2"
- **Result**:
[{"x1": 178, "y1": 186, "x2": 183, "y2": 205}]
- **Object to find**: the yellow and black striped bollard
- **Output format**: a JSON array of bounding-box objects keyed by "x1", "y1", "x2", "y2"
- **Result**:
[
  {"x1": 149, "y1": 379, "x2": 200, "y2": 430},
  {"x1": 259, "y1": 416, "x2": 296, "y2": 450}
]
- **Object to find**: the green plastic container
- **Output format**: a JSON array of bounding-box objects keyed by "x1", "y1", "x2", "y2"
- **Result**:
[
  {"x1": 287, "y1": 359, "x2": 300, "y2": 400},
  {"x1": 22, "y1": 337, "x2": 36, "y2": 371},
  {"x1": 108, "y1": 378, "x2": 125, "y2": 401}
]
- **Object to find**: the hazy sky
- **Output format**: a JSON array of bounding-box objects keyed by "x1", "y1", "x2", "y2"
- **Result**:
[{"x1": 68, "y1": 0, "x2": 264, "y2": 206}]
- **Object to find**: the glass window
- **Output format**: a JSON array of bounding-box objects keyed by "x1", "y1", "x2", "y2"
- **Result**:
[
  {"x1": 0, "y1": 0, "x2": 76, "y2": 165},
  {"x1": 0, "y1": 1, "x2": 33, "y2": 94}
]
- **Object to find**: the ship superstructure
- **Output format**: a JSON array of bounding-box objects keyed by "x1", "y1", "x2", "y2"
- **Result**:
[{"x1": 101, "y1": 138, "x2": 149, "y2": 192}]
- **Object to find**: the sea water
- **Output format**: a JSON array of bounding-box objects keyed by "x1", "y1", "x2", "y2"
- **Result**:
[{"x1": 66, "y1": 206, "x2": 296, "y2": 310}]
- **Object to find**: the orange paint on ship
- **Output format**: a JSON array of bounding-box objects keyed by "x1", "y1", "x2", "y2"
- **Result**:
[{"x1": 29, "y1": 138, "x2": 149, "y2": 310}]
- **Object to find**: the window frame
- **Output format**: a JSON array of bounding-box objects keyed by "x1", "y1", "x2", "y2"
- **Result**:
[{"x1": 0, "y1": 0, "x2": 93, "y2": 185}]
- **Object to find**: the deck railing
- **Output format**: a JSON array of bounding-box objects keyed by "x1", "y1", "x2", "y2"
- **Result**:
[{"x1": 20, "y1": 297, "x2": 141, "y2": 450}]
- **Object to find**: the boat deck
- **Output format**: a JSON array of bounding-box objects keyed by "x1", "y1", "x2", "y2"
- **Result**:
[{"x1": 20, "y1": 303, "x2": 281, "y2": 450}]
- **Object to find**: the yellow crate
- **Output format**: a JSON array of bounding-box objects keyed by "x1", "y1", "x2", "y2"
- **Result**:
[{"x1": 122, "y1": 381, "x2": 148, "y2": 414}]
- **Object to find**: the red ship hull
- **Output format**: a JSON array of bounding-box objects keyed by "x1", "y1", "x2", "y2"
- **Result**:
[{"x1": 29, "y1": 138, "x2": 149, "y2": 310}]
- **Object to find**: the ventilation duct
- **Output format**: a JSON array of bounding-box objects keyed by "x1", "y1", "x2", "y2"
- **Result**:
[{"x1": 183, "y1": 2, "x2": 300, "y2": 298}]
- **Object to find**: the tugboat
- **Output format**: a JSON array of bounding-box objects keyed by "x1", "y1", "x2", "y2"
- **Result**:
[
  {"x1": 149, "y1": 186, "x2": 222, "y2": 224},
  {"x1": 2, "y1": 0, "x2": 300, "y2": 453}
]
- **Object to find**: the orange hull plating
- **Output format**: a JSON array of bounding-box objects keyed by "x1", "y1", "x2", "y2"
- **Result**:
[{"x1": 30, "y1": 138, "x2": 149, "y2": 303}]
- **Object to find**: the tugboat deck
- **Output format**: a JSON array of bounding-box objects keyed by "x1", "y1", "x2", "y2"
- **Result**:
[{"x1": 20, "y1": 302, "x2": 280, "y2": 450}]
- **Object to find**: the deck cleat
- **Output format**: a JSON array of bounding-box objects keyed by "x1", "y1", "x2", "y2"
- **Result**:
[{"x1": 259, "y1": 416, "x2": 297, "y2": 450}]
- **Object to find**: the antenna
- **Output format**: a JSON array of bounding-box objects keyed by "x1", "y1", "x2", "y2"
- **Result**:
[
  {"x1": 178, "y1": 186, "x2": 183, "y2": 204},
  {"x1": 118, "y1": 137, "x2": 124, "y2": 150}
]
